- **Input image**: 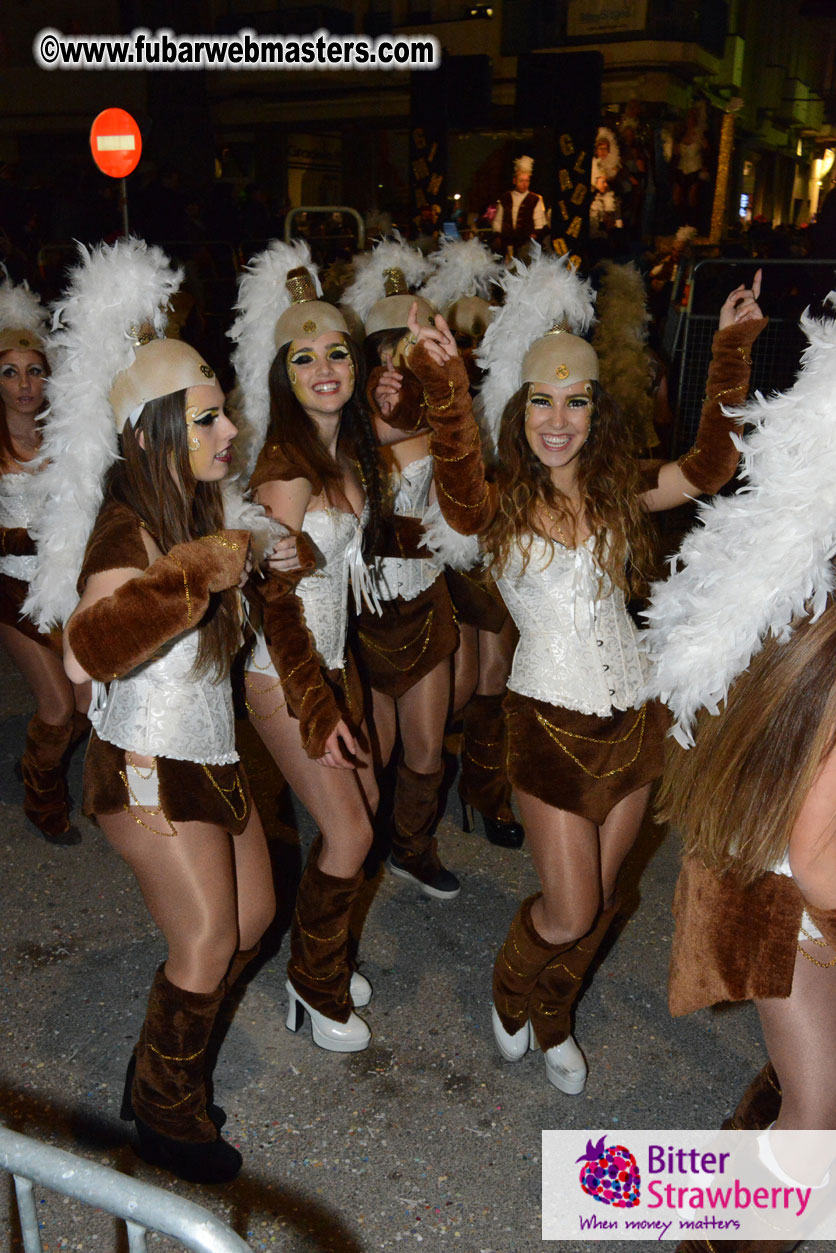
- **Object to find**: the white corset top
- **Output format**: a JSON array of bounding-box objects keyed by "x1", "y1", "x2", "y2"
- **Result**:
[
  {"x1": 0, "y1": 470, "x2": 41, "y2": 581},
  {"x1": 378, "y1": 455, "x2": 440, "y2": 602},
  {"x1": 495, "y1": 534, "x2": 646, "y2": 716},
  {"x1": 248, "y1": 507, "x2": 365, "y2": 675},
  {"x1": 89, "y1": 627, "x2": 237, "y2": 765}
]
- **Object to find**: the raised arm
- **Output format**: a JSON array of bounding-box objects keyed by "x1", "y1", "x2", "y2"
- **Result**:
[
  {"x1": 400, "y1": 303, "x2": 497, "y2": 536},
  {"x1": 641, "y1": 270, "x2": 766, "y2": 513}
]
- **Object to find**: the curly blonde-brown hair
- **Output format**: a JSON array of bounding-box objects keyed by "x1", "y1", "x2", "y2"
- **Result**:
[{"x1": 481, "y1": 382, "x2": 658, "y2": 597}]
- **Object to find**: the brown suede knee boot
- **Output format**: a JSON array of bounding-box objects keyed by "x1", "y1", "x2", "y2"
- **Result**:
[
  {"x1": 19, "y1": 713, "x2": 78, "y2": 843},
  {"x1": 721, "y1": 1062, "x2": 782, "y2": 1131},
  {"x1": 529, "y1": 901, "x2": 619, "y2": 1051},
  {"x1": 460, "y1": 693, "x2": 514, "y2": 821},
  {"x1": 492, "y1": 895, "x2": 575, "y2": 1037},
  {"x1": 389, "y1": 760, "x2": 460, "y2": 898},
  {"x1": 288, "y1": 841, "x2": 362, "y2": 1024},
  {"x1": 126, "y1": 966, "x2": 241, "y2": 1183},
  {"x1": 131, "y1": 966, "x2": 224, "y2": 1143}
]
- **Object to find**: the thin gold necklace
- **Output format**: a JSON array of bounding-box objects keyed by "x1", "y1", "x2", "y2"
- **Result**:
[{"x1": 541, "y1": 501, "x2": 572, "y2": 548}]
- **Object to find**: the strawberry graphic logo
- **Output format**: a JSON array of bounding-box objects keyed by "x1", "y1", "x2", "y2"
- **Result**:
[{"x1": 576, "y1": 1136, "x2": 641, "y2": 1207}]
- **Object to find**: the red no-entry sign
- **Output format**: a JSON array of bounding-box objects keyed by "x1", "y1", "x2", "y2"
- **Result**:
[{"x1": 89, "y1": 108, "x2": 142, "y2": 179}]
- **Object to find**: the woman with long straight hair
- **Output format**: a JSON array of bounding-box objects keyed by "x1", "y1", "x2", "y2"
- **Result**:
[
  {"x1": 0, "y1": 280, "x2": 88, "y2": 842},
  {"x1": 374, "y1": 250, "x2": 764, "y2": 1094},
  {"x1": 232, "y1": 241, "x2": 410, "y2": 1053},
  {"x1": 645, "y1": 288, "x2": 836, "y2": 1248},
  {"x1": 28, "y1": 238, "x2": 276, "y2": 1184}
]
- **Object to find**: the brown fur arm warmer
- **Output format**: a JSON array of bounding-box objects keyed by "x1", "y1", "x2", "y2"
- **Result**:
[
  {"x1": 67, "y1": 530, "x2": 250, "y2": 681},
  {"x1": 403, "y1": 343, "x2": 497, "y2": 536},
  {"x1": 0, "y1": 526, "x2": 36, "y2": 558},
  {"x1": 366, "y1": 365, "x2": 428, "y2": 435},
  {"x1": 254, "y1": 562, "x2": 343, "y2": 759},
  {"x1": 371, "y1": 514, "x2": 431, "y2": 560},
  {"x1": 678, "y1": 316, "x2": 768, "y2": 495}
]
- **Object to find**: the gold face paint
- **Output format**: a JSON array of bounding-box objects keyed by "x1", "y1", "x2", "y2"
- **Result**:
[
  {"x1": 287, "y1": 332, "x2": 354, "y2": 418},
  {"x1": 182, "y1": 382, "x2": 237, "y2": 482}
]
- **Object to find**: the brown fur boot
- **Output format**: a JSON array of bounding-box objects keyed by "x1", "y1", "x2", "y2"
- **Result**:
[
  {"x1": 529, "y1": 901, "x2": 619, "y2": 1051},
  {"x1": 126, "y1": 966, "x2": 241, "y2": 1183},
  {"x1": 459, "y1": 693, "x2": 523, "y2": 849},
  {"x1": 390, "y1": 761, "x2": 460, "y2": 898},
  {"x1": 721, "y1": 1062, "x2": 782, "y2": 1131},
  {"x1": 288, "y1": 841, "x2": 362, "y2": 1024},
  {"x1": 493, "y1": 895, "x2": 575, "y2": 1037},
  {"x1": 19, "y1": 713, "x2": 78, "y2": 844}
]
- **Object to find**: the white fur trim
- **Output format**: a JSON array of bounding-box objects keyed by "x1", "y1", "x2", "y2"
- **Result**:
[
  {"x1": 643, "y1": 294, "x2": 836, "y2": 744},
  {"x1": 421, "y1": 501, "x2": 481, "y2": 570},
  {"x1": 222, "y1": 479, "x2": 287, "y2": 564},
  {"x1": 24, "y1": 238, "x2": 181, "y2": 629}
]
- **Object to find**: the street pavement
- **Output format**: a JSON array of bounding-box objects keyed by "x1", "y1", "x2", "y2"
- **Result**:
[{"x1": 0, "y1": 644, "x2": 813, "y2": 1253}]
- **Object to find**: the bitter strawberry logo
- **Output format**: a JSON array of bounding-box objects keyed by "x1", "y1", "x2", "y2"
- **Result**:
[{"x1": 576, "y1": 1136, "x2": 641, "y2": 1207}]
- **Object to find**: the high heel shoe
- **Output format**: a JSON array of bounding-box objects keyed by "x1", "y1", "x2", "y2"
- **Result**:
[
  {"x1": 491, "y1": 1005, "x2": 532, "y2": 1062},
  {"x1": 285, "y1": 980, "x2": 370, "y2": 1053},
  {"x1": 350, "y1": 970, "x2": 372, "y2": 1008},
  {"x1": 460, "y1": 800, "x2": 525, "y2": 850},
  {"x1": 132, "y1": 1115, "x2": 242, "y2": 1184},
  {"x1": 544, "y1": 1035, "x2": 588, "y2": 1095}
]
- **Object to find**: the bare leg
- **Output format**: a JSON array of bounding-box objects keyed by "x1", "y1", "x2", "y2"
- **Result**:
[
  {"x1": 515, "y1": 790, "x2": 602, "y2": 943},
  {"x1": 98, "y1": 806, "x2": 275, "y2": 993},
  {"x1": 246, "y1": 676, "x2": 378, "y2": 878},
  {"x1": 0, "y1": 624, "x2": 76, "y2": 723},
  {"x1": 370, "y1": 688, "x2": 398, "y2": 772},
  {"x1": 757, "y1": 946, "x2": 836, "y2": 1131},
  {"x1": 397, "y1": 657, "x2": 451, "y2": 774},
  {"x1": 475, "y1": 616, "x2": 516, "y2": 697},
  {"x1": 452, "y1": 623, "x2": 478, "y2": 718}
]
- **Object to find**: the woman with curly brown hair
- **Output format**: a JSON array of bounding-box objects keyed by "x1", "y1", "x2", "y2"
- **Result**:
[{"x1": 375, "y1": 251, "x2": 764, "y2": 1094}]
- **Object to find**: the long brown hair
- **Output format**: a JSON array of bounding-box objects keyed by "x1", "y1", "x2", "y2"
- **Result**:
[
  {"x1": 104, "y1": 389, "x2": 240, "y2": 680},
  {"x1": 267, "y1": 336, "x2": 385, "y2": 555},
  {"x1": 481, "y1": 382, "x2": 658, "y2": 595},
  {"x1": 656, "y1": 602, "x2": 836, "y2": 884},
  {"x1": 0, "y1": 348, "x2": 47, "y2": 472}
]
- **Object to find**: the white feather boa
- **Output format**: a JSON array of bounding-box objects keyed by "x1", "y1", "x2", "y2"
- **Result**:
[
  {"x1": 24, "y1": 239, "x2": 181, "y2": 629},
  {"x1": 228, "y1": 238, "x2": 317, "y2": 479},
  {"x1": 421, "y1": 501, "x2": 481, "y2": 571},
  {"x1": 420, "y1": 236, "x2": 501, "y2": 314},
  {"x1": 476, "y1": 248, "x2": 596, "y2": 448},
  {"x1": 643, "y1": 296, "x2": 836, "y2": 746},
  {"x1": 341, "y1": 232, "x2": 431, "y2": 326}
]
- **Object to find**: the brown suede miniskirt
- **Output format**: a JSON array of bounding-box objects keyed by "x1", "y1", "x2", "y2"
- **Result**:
[
  {"x1": 352, "y1": 573, "x2": 458, "y2": 700},
  {"x1": 445, "y1": 565, "x2": 508, "y2": 635},
  {"x1": 0, "y1": 571, "x2": 63, "y2": 653},
  {"x1": 504, "y1": 691, "x2": 670, "y2": 825},
  {"x1": 83, "y1": 731, "x2": 253, "y2": 835}
]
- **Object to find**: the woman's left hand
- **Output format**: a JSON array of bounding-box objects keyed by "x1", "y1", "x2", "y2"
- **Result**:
[
  {"x1": 718, "y1": 269, "x2": 763, "y2": 330},
  {"x1": 404, "y1": 301, "x2": 458, "y2": 368},
  {"x1": 265, "y1": 535, "x2": 304, "y2": 574}
]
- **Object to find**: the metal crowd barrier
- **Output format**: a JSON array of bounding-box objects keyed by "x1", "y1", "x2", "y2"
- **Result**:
[
  {"x1": 669, "y1": 257, "x2": 836, "y2": 456},
  {"x1": 0, "y1": 1125, "x2": 251, "y2": 1253}
]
